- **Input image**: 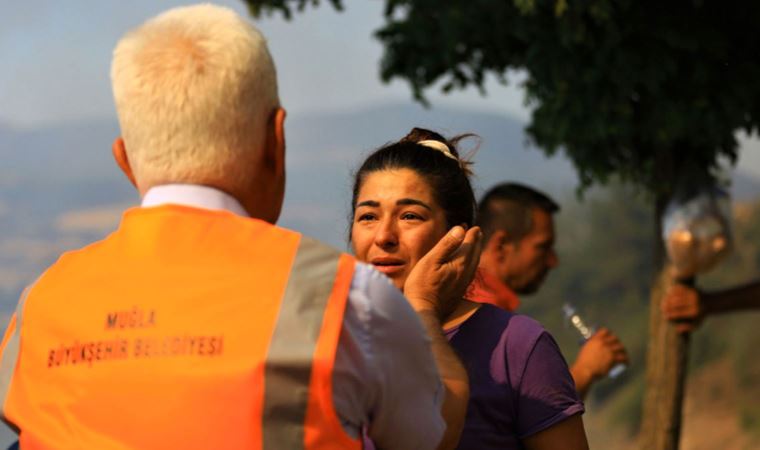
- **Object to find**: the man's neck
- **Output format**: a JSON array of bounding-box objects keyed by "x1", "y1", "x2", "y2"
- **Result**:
[{"x1": 466, "y1": 266, "x2": 521, "y2": 312}]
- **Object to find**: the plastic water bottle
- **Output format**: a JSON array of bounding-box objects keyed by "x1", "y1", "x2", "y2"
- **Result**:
[{"x1": 562, "y1": 303, "x2": 627, "y2": 379}]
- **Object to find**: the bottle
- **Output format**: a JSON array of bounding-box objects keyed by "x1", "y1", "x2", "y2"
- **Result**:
[{"x1": 562, "y1": 302, "x2": 626, "y2": 379}]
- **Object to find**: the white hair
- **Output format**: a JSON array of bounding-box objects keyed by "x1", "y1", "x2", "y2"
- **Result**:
[{"x1": 111, "y1": 3, "x2": 279, "y2": 190}]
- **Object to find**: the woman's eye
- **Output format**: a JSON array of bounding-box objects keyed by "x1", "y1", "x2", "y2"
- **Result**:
[
  {"x1": 401, "y1": 212, "x2": 423, "y2": 221},
  {"x1": 357, "y1": 213, "x2": 376, "y2": 222}
]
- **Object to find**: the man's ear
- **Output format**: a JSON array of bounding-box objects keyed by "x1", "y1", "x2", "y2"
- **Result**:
[
  {"x1": 263, "y1": 107, "x2": 286, "y2": 174},
  {"x1": 112, "y1": 137, "x2": 137, "y2": 188},
  {"x1": 485, "y1": 230, "x2": 512, "y2": 261}
]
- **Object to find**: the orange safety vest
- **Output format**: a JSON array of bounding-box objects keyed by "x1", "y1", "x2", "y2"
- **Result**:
[{"x1": 0, "y1": 205, "x2": 361, "y2": 450}]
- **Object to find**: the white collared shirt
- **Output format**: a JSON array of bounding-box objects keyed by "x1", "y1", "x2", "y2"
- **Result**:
[
  {"x1": 142, "y1": 184, "x2": 249, "y2": 217},
  {"x1": 140, "y1": 184, "x2": 445, "y2": 449}
]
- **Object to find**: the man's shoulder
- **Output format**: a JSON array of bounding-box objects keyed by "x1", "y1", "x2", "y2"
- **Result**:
[
  {"x1": 347, "y1": 263, "x2": 408, "y2": 314},
  {"x1": 340, "y1": 261, "x2": 428, "y2": 348},
  {"x1": 45, "y1": 233, "x2": 118, "y2": 269},
  {"x1": 291, "y1": 234, "x2": 353, "y2": 261}
]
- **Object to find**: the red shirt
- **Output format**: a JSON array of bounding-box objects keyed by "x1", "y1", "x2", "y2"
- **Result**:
[{"x1": 465, "y1": 268, "x2": 521, "y2": 312}]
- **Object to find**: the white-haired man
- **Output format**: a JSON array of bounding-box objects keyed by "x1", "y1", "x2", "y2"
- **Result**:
[{"x1": 0, "y1": 5, "x2": 477, "y2": 449}]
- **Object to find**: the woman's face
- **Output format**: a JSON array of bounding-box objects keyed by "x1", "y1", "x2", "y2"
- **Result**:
[{"x1": 351, "y1": 168, "x2": 449, "y2": 291}]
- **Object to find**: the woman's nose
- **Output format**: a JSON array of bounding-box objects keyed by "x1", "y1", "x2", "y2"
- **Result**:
[{"x1": 374, "y1": 219, "x2": 398, "y2": 249}]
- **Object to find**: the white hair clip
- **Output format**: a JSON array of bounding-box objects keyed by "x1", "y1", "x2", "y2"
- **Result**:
[{"x1": 417, "y1": 139, "x2": 457, "y2": 161}]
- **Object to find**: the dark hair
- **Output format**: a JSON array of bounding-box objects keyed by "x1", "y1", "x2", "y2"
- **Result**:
[
  {"x1": 349, "y1": 127, "x2": 477, "y2": 237},
  {"x1": 476, "y1": 183, "x2": 560, "y2": 244}
]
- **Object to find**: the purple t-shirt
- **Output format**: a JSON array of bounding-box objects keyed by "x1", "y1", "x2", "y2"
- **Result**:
[{"x1": 446, "y1": 304, "x2": 584, "y2": 449}]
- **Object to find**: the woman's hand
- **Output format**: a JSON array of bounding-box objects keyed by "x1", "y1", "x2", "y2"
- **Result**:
[{"x1": 404, "y1": 226, "x2": 483, "y2": 321}]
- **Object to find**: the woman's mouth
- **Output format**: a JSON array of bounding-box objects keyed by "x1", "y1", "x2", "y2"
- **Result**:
[{"x1": 370, "y1": 257, "x2": 406, "y2": 275}]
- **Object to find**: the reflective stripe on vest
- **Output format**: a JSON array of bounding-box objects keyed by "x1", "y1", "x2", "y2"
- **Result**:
[
  {"x1": 263, "y1": 236, "x2": 358, "y2": 449},
  {"x1": 0, "y1": 284, "x2": 33, "y2": 432},
  {"x1": 0, "y1": 206, "x2": 361, "y2": 450}
]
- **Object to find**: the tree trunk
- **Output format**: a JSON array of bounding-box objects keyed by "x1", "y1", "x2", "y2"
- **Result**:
[
  {"x1": 640, "y1": 196, "x2": 691, "y2": 450},
  {"x1": 640, "y1": 268, "x2": 691, "y2": 449}
]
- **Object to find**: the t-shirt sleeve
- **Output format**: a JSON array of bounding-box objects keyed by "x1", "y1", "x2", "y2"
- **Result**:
[
  {"x1": 352, "y1": 263, "x2": 445, "y2": 450},
  {"x1": 515, "y1": 331, "x2": 585, "y2": 438}
]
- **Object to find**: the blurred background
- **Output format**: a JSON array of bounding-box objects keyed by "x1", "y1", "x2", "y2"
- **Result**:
[{"x1": 1, "y1": 1, "x2": 759, "y2": 448}]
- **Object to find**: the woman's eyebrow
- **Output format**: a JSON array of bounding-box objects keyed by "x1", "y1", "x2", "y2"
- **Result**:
[
  {"x1": 397, "y1": 198, "x2": 431, "y2": 211},
  {"x1": 356, "y1": 200, "x2": 380, "y2": 208}
]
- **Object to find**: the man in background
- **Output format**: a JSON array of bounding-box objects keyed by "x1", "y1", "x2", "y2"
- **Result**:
[
  {"x1": 0, "y1": 5, "x2": 477, "y2": 449},
  {"x1": 473, "y1": 182, "x2": 629, "y2": 399}
]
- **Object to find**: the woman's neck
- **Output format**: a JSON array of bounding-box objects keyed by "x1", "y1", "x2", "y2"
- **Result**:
[{"x1": 443, "y1": 299, "x2": 482, "y2": 329}]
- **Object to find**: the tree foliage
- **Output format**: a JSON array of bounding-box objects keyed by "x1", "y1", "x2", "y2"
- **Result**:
[
  {"x1": 246, "y1": 0, "x2": 760, "y2": 195},
  {"x1": 246, "y1": 0, "x2": 342, "y2": 20}
]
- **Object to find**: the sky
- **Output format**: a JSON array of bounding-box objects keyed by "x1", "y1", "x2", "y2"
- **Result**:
[
  {"x1": 0, "y1": 0, "x2": 528, "y2": 128},
  {"x1": 0, "y1": 0, "x2": 758, "y2": 174}
]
